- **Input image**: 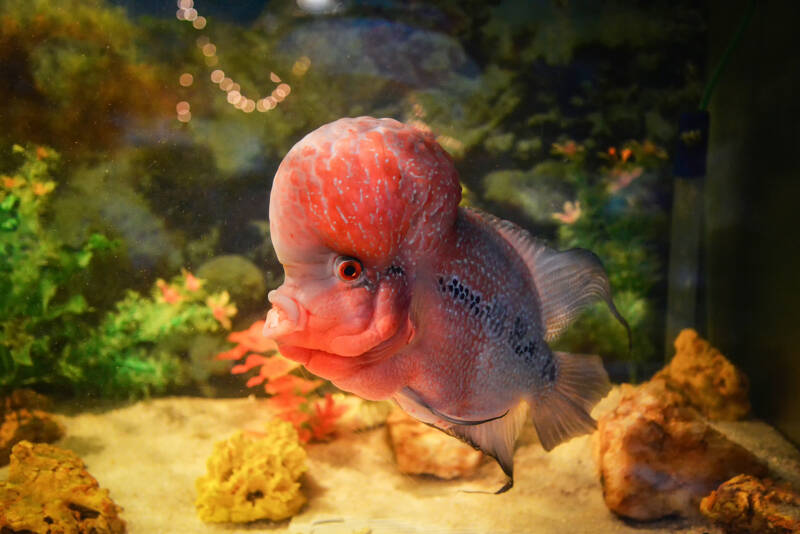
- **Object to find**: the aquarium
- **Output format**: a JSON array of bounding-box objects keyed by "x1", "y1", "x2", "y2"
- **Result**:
[{"x1": 1, "y1": 0, "x2": 798, "y2": 532}]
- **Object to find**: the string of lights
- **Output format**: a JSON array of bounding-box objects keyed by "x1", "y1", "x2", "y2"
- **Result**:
[{"x1": 174, "y1": 0, "x2": 311, "y2": 122}]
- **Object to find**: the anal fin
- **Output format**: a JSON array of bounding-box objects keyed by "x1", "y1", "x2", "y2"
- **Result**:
[
  {"x1": 393, "y1": 387, "x2": 528, "y2": 494},
  {"x1": 444, "y1": 401, "x2": 528, "y2": 494}
]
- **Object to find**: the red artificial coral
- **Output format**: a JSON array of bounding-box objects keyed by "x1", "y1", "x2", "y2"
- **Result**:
[
  {"x1": 309, "y1": 394, "x2": 346, "y2": 441},
  {"x1": 267, "y1": 392, "x2": 307, "y2": 412},
  {"x1": 215, "y1": 344, "x2": 248, "y2": 361},
  {"x1": 216, "y1": 319, "x2": 346, "y2": 443},
  {"x1": 231, "y1": 354, "x2": 270, "y2": 375},
  {"x1": 265, "y1": 374, "x2": 323, "y2": 396},
  {"x1": 227, "y1": 320, "x2": 278, "y2": 353}
]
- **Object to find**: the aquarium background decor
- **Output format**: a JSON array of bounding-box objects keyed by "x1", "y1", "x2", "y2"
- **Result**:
[{"x1": 0, "y1": 0, "x2": 799, "y2": 532}]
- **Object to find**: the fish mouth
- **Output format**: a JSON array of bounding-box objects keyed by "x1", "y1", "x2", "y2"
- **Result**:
[{"x1": 262, "y1": 290, "x2": 307, "y2": 339}]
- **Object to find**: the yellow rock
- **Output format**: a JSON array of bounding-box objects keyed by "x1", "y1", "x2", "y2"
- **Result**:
[
  {"x1": 195, "y1": 419, "x2": 307, "y2": 523},
  {"x1": 0, "y1": 441, "x2": 126, "y2": 533},
  {"x1": 654, "y1": 328, "x2": 750, "y2": 420}
]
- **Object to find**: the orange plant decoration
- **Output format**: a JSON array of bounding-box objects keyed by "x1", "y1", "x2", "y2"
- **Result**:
[{"x1": 216, "y1": 320, "x2": 344, "y2": 442}]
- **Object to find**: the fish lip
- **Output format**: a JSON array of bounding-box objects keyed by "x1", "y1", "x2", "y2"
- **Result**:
[{"x1": 262, "y1": 290, "x2": 307, "y2": 338}]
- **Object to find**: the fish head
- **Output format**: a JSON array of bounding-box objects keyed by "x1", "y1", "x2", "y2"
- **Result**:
[{"x1": 263, "y1": 117, "x2": 460, "y2": 362}]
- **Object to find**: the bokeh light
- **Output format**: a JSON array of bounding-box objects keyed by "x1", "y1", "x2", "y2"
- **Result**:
[
  {"x1": 179, "y1": 73, "x2": 194, "y2": 87},
  {"x1": 292, "y1": 56, "x2": 311, "y2": 77},
  {"x1": 175, "y1": 1, "x2": 304, "y2": 119},
  {"x1": 226, "y1": 91, "x2": 242, "y2": 105}
]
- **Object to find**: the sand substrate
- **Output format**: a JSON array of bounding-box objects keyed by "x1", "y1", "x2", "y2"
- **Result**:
[{"x1": 2, "y1": 391, "x2": 798, "y2": 534}]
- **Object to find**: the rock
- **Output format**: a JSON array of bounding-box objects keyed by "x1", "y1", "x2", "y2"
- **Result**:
[
  {"x1": 195, "y1": 419, "x2": 307, "y2": 523},
  {"x1": 595, "y1": 380, "x2": 767, "y2": 520},
  {"x1": 0, "y1": 389, "x2": 65, "y2": 465},
  {"x1": 700, "y1": 474, "x2": 800, "y2": 534},
  {"x1": 387, "y1": 408, "x2": 483, "y2": 480},
  {"x1": 654, "y1": 328, "x2": 750, "y2": 420},
  {"x1": 330, "y1": 394, "x2": 394, "y2": 433},
  {"x1": 0, "y1": 441, "x2": 126, "y2": 533},
  {"x1": 196, "y1": 255, "x2": 267, "y2": 315}
]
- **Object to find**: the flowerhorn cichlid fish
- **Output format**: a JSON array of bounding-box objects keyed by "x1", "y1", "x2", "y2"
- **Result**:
[{"x1": 263, "y1": 117, "x2": 630, "y2": 493}]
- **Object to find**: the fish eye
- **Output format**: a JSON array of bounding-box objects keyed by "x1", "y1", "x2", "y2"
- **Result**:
[{"x1": 336, "y1": 257, "x2": 363, "y2": 281}]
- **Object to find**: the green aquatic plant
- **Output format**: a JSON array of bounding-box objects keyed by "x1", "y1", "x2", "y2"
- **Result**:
[
  {"x1": 72, "y1": 270, "x2": 237, "y2": 397},
  {"x1": 0, "y1": 146, "x2": 236, "y2": 397},
  {"x1": 548, "y1": 140, "x2": 669, "y2": 375},
  {"x1": 0, "y1": 145, "x2": 115, "y2": 392}
]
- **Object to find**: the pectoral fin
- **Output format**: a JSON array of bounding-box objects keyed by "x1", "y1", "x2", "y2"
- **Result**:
[{"x1": 400, "y1": 387, "x2": 508, "y2": 426}]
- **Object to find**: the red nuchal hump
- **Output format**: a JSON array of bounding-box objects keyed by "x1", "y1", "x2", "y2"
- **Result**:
[{"x1": 276, "y1": 117, "x2": 460, "y2": 265}]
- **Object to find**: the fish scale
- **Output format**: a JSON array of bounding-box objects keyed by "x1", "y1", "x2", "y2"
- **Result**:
[{"x1": 263, "y1": 117, "x2": 629, "y2": 492}]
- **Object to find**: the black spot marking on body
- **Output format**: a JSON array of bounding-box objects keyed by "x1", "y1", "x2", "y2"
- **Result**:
[
  {"x1": 387, "y1": 265, "x2": 405, "y2": 276},
  {"x1": 439, "y1": 275, "x2": 485, "y2": 319},
  {"x1": 540, "y1": 355, "x2": 557, "y2": 383},
  {"x1": 437, "y1": 276, "x2": 544, "y2": 364},
  {"x1": 512, "y1": 338, "x2": 537, "y2": 365}
]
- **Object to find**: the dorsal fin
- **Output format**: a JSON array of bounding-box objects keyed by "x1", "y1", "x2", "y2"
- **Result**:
[{"x1": 466, "y1": 208, "x2": 631, "y2": 345}]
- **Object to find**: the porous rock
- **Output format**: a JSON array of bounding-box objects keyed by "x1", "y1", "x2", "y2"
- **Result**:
[
  {"x1": 654, "y1": 328, "x2": 750, "y2": 420},
  {"x1": 700, "y1": 474, "x2": 800, "y2": 534},
  {"x1": 0, "y1": 389, "x2": 65, "y2": 465},
  {"x1": 330, "y1": 393, "x2": 394, "y2": 433},
  {"x1": 387, "y1": 408, "x2": 483, "y2": 480},
  {"x1": 595, "y1": 380, "x2": 766, "y2": 520},
  {"x1": 0, "y1": 440, "x2": 126, "y2": 533},
  {"x1": 195, "y1": 419, "x2": 307, "y2": 523}
]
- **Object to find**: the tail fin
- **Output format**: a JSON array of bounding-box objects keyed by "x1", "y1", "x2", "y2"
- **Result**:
[{"x1": 530, "y1": 351, "x2": 611, "y2": 451}]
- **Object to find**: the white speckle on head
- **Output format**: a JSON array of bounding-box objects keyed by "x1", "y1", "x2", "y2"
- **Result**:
[{"x1": 336, "y1": 205, "x2": 348, "y2": 225}]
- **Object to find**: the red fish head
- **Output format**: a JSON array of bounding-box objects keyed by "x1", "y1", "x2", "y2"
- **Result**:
[{"x1": 263, "y1": 117, "x2": 460, "y2": 365}]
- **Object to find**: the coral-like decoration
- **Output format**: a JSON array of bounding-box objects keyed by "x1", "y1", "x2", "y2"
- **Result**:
[
  {"x1": 700, "y1": 474, "x2": 800, "y2": 534},
  {"x1": 0, "y1": 389, "x2": 64, "y2": 466},
  {"x1": 0, "y1": 441, "x2": 126, "y2": 533},
  {"x1": 195, "y1": 420, "x2": 307, "y2": 523},
  {"x1": 216, "y1": 320, "x2": 344, "y2": 443},
  {"x1": 654, "y1": 328, "x2": 750, "y2": 420}
]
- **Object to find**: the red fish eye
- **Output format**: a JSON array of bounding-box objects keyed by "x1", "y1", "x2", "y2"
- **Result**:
[{"x1": 337, "y1": 259, "x2": 362, "y2": 281}]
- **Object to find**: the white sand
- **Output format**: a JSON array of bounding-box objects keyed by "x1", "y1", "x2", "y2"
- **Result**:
[{"x1": 2, "y1": 393, "x2": 798, "y2": 534}]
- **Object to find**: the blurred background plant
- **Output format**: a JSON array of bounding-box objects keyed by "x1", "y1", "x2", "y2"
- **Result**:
[
  {"x1": 0, "y1": 145, "x2": 114, "y2": 394},
  {"x1": 0, "y1": 145, "x2": 237, "y2": 397},
  {"x1": 72, "y1": 270, "x2": 237, "y2": 397},
  {"x1": 0, "y1": 0, "x2": 707, "y2": 394}
]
